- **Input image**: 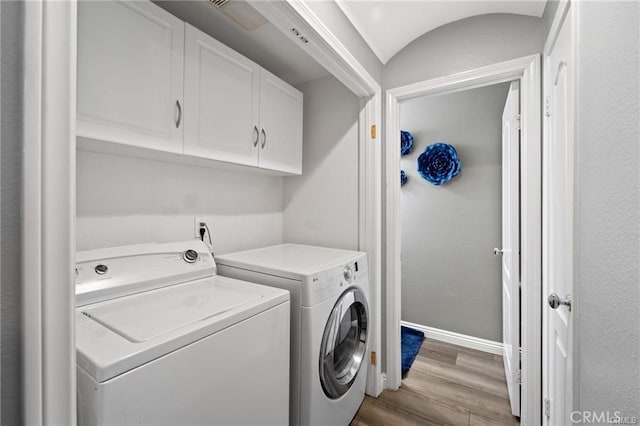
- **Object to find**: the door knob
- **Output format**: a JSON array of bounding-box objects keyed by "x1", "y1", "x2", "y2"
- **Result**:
[
  {"x1": 548, "y1": 293, "x2": 572, "y2": 311},
  {"x1": 493, "y1": 248, "x2": 504, "y2": 255}
]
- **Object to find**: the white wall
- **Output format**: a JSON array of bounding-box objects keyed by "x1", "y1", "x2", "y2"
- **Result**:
[
  {"x1": 574, "y1": 1, "x2": 640, "y2": 416},
  {"x1": 283, "y1": 75, "x2": 360, "y2": 250},
  {"x1": 400, "y1": 83, "x2": 509, "y2": 342},
  {"x1": 1, "y1": 1, "x2": 23, "y2": 423},
  {"x1": 76, "y1": 151, "x2": 284, "y2": 254}
]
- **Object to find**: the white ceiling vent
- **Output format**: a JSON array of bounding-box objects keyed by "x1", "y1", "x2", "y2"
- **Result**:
[
  {"x1": 208, "y1": 0, "x2": 230, "y2": 8},
  {"x1": 208, "y1": 0, "x2": 267, "y2": 31}
]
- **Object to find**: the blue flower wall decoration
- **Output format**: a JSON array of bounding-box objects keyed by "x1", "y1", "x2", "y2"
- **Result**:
[
  {"x1": 401, "y1": 170, "x2": 408, "y2": 186},
  {"x1": 417, "y1": 142, "x2": 462, "y2": 186},
  {"x1": 400, "y1": 131, "x2": 414, "y2": 156}
]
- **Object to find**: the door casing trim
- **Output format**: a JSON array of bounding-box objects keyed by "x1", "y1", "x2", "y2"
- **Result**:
[{"x1": 23, "y1": 1, "x2": 77, "y2": 424}]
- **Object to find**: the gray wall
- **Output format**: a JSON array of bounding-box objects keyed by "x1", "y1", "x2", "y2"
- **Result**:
[
  {"x1": 284, "y1": 76, "x2": 360, "y2": 251},
  {"x1": 1, "y1": 1, "x2": 23, "y2": 424},
  {"x1": 383, "y1": 14, "x2": 545, "y2": 89},
  {"x1": 574, "y1": 1, "x2": 640, "y2": 418},
  {"x1": 400, "y1": 83, "x2": 509, "y2": 342},
  {"x1": 77, "y1": 152, "x2": 284, "y2": 254}
]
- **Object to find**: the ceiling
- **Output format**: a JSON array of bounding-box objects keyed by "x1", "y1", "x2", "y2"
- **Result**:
[
  {"x1": 335, "y1": 0, "x2": 547, "y2": 64},
  {"x1": 155, "y1": 1, "x2": 330, "y2": 86}
]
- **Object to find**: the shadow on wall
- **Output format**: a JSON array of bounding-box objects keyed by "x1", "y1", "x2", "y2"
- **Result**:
[
  {"x1": 283, "y1": 75, "x2": 361, "y2": 251},
  {"x1": 76, "y1": 151, "x2": 284, "y2": 253},
  {"x1": 77, "y1": 151, "x2": 283, "y2": 217}
]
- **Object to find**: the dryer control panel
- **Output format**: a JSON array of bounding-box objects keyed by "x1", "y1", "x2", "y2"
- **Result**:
[{"x1": 302, "y1": 254, "x2": 368, "y2": 307}]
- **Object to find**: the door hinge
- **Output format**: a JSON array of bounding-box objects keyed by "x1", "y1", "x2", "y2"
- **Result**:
[
  {"x1": 544, "y1": 398, "x2": 551, "y2": 418},
  {"x1": 545, "y1": 96, "x2": 551, "y2": 117},
  {"x1": 370, "y1": 351, "x2": 377, "y2": 366},
  {"x1": 515, "y1": 114, "x2": 521, "y2": 130},
  {"x1": 370, "y1": 124, "x2": 377, "y2": 140},
  {"x1": 516, "y1": 369, "x2": 522, "y2": 385}
]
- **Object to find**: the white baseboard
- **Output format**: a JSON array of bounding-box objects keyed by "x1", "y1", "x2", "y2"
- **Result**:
[{"x1": 401, "y1": 321, "x2": 504, "y2": 356}]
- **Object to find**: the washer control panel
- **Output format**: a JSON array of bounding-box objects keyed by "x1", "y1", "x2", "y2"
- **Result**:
[
  {"x1": 75, "y1": 240, "x2": 215, "y2": 307},
  {"x1": 182, "y1": 249, "x2": 199, "y2": 263}
]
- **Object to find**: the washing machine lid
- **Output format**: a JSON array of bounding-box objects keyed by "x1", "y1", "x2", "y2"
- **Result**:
[
  {"x1": 76, "y1": 275, "x2": 289, "y2": 383},
  {"x1": 216, "y1": 244, "x2": 365, "y2": 280}
]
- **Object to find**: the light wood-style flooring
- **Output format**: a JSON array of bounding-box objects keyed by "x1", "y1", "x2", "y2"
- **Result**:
[{"x1": 351, "y1": 338, "x2": 520, "y2": 426}]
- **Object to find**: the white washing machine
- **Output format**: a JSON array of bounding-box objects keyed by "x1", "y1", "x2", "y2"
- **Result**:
[
  {"x1": 216, "y1": 244, "x2": 369, "y2": 426},
  {"x1": 75, "y1": 240, "x2": 290, "y2": 426}
]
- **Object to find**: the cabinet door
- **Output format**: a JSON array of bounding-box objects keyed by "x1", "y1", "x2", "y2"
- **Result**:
[
  {"x1": 184, "y1": 24, "x2": 260, "y2": 167},
  {"x1": 77, "y1": 1, "x2": 184, "y2": 153},
  {"x1": 258, "y1": 70, "x2": 303, "y2": 174}
]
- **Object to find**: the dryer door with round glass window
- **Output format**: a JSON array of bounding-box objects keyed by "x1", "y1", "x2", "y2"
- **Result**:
[{"x1": 319, "y1": 287, "x2": 368, "y2": 399}]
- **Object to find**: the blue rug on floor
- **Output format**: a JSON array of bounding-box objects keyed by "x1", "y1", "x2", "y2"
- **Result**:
[{"x1": 401, "y1": 326, "x2": 425, "y2": 375}]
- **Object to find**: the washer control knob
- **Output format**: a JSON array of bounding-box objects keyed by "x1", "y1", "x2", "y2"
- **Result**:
[
  {"x1": 343, "y1": 265, "x2": 354, "y2": 282},
  {"x1": 183, "y1": 249, "x2": 199, "y2": 263},
  {"x1": 95, "y1": 264, "x2": 108, "y2": 275}
]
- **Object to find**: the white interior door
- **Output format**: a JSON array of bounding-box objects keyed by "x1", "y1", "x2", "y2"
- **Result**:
[
  {"x1": 501, "y1": 81, "x2": 521, "y2": 417},
  {"x1": 544, "y1": 3, "x2": 574, "y2": 424}
]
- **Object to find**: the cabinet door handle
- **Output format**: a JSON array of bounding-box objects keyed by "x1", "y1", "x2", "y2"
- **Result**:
[
  {"x1": 175, "y1": 100, "x2": 182, "y2": 128},
  {"x1": 261, "y1": 128, "x2": 266, "y2": 149},
  {"x1": 253, "y1": 125, "x2": 259, "y2": 147}
]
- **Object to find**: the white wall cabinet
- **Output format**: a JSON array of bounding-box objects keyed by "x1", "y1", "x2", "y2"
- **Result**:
[
  {"x1": 184, "y1": 24, "x2": 261, "y2": 167},
  {"x1": 78, "y1": 2, "x2": 303, "y2": 175},
  {"x1": 184, "y1": 24, "x2": 302, "y2": 174},
  {"x1": 259, "y1": 70, "x2": 304, "y2": 174},
  {"x1": 77, "y1": 1, "x2": 185, "y2": 154}
]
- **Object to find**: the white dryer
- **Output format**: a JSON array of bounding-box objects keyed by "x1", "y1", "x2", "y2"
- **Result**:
[
  {"x1": 216, "y1": 244, "x2": 369, "y2": 426},
  {"x1": 75, "y1": 240, "x2": 290, "y2": 426}
]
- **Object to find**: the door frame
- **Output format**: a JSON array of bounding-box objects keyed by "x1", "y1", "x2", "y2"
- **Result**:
[
  {"x1": 384, "y1": 55, "x2": 542, "y2": 425},
  {"x1": 22, "y1": 1, "x2": 77, "y2": 424}
]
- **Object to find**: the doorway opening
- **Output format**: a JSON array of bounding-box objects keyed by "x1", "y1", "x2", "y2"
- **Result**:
[
  {"x1": 397, "y1": 80, "x2": 520, "y2": 423},
  {"x1": 384, "y1": 55, "x2": 542, "y2": 425}
]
